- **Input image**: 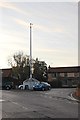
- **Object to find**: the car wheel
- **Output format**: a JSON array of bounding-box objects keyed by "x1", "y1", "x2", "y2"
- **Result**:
[
  {"x1": 20, "y1": 86, "x2": 23, "y2": 90},
  {"x1": 33, "y1": 88, "x2": 35, "y2": 90},
  {"x1": 25, "y1": 85, "x2": 29, "y2": 90},
  {"x1": 42, "y1": 87, "x2": 45, "y2": 91},
  {"x1": 6, "y1": 86, "x2": 10, "y2": 90},
  {"x1": 48, "y1": 87, "x2": 51, "y2": 90}
]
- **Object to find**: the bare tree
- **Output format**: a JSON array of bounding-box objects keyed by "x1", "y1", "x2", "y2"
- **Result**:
[{"x1": 8, "y1": 51, "x2": 30, "y2": 81}]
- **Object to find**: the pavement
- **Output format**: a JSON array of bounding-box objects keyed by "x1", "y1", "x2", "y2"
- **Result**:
[{"x1": 71, "y1": 92, "x2": 80, "y2": 102}]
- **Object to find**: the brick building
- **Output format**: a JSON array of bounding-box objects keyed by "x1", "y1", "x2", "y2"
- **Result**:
[
  {"x1": 1, "y1": 68, "x2": 22, "y2": 88},
  {"x1": 48, "y1": 66, "x2": 80, "y2": 87},
  {"x1": 1, "y1": 66, "x2": 80, "y2": 88}
]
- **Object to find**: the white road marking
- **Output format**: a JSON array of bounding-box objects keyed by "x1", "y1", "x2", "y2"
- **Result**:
[
  {"x1": 49, "y1": 96, "x2": 52, "y2": 99},
  {"x1": 68, "y1": 94, "x2": 79, "y2": 102},
  {"x1": 0, "y1": 99, "x2": 5, "y2": 102},
  {"x1": 12, "y1": 101, "x2": 28, "y2": 110}
]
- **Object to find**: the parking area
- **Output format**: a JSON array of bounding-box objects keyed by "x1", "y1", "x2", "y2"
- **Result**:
[{"x1": 1, "y1": 88, "x2": 78, "y2": 119}]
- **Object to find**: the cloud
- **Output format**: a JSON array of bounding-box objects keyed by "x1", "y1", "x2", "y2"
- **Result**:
[
  {"x1": 0, "y1": 2, "x2": 27, "y2": 15},
  {"x1": 0, "y1": 2, "x2": 17, "y2": 10},
  {"x1": 13, "y1": 18, "x2": 65, "y2": 34},
  {"x1": 0, "y1": 2, "x2": 65, "y2": 33},
  {"x1": 34, "y1": 48, "x2": 65, "y2": 53},
  {"x1": 32, "y1": 23, "x2": 64, "y2": 33},
  {"x1": 13, "y1": 18, "x2": 29, "y2": 28}
]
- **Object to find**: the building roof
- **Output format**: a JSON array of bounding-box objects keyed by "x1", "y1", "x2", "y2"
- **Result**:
[
  {"x1": 48, "y1": 66, "x2": 80, "y2": 73},
  {"x1": 2, "y1": 68, "x2": 12, "y2": 77}
]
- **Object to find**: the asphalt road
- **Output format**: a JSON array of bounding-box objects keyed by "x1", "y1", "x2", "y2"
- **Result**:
[{"x1": 1, "y1": 88, "x2": 79, "y2": 119}]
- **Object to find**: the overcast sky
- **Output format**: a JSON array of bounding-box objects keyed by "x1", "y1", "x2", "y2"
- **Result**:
[{"x1": 0, "y1": 1, "x2": 78, "y2": 68}]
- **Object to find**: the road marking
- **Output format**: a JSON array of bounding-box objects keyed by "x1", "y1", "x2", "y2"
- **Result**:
[
  {"x1": 22, "y1": 106, "x2": 28, "y2": 110},
  {"x1": 68, "y1": 101, "x2": 78, "y2": 104},
  {"x1": 12, "y1": 101, "x2": 28, "y2": 110},
  {"x1": 49, "y1": 96, "x2": 52, "y2": 98},
  {"x1": 0, "y1": 99, "x2": 5, "y2": 102},
  {"x1": 68, "y1": 94, "x2": 79, "y2": 102}
]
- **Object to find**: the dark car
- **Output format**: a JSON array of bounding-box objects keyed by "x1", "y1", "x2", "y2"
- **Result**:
[
  {"x1": 33, "y1": 82, "x2": 51, "y2": 91},
  {"x1": 2, "y1": 82, "x2": 13, "y2": 90},
  {"x1": 5, "y1": 85, "x2": 12, "y2": 90}
]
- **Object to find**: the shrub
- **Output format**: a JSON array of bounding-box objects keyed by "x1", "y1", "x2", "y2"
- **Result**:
[
  {"x1": 77, "y1": 82, "x2": 80, "y2": 88},
  {"x1": 49, "y1": 80, "x2": 62, "y2": 88}
]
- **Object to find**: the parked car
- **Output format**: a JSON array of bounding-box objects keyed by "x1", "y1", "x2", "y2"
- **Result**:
[
  {"x1": 5, "y1": 85, "x2": 12, "y2": 90},
  {"x1": 18, "y1": 84, "x2": 29, "y2": 90},
  {"x1": 33, "y1": 82, "x2": 51, "y2": 91},
  {"x1": 18, "y1": 85, "x2": 23, "y2": 90},
  {"x1": 2, "y1": 82, "x2": 13, "y2": 90},
  {"x1": 18, "y1": 78, "x2": 40, "y2": 90}
]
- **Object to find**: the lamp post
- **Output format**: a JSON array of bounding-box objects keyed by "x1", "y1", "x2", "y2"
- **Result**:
[{"x1": 30, "y1": 23, "x2": 33, "y2": 79}]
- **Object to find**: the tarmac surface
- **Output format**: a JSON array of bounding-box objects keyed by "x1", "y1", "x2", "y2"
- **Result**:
[{"x1": 0, "y1": 88, "x2": 79, "y2": 119}]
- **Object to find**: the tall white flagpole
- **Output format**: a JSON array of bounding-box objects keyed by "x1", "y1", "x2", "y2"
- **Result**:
[{"x1": 30, "y1": 23, "x2": 33, "y2": 79}]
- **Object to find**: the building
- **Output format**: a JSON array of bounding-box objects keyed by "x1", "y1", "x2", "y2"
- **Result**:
[
  {"x1": 48, "y1": 66, "x2": 80, "y2": 87},
  {"x1": 1, "y1": 66, "x2": 80, "y2": 88},
  {"x1": 1, "y1": 68, "x2": 22, "y2": 88},
  {"x1": 2, "y1": 68, "x2": 12, "y2": 84}
]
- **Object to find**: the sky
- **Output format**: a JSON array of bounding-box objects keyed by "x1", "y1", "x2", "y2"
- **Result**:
[{"x1": 0, "y1": 1, "x2": 78, "y2": 68}]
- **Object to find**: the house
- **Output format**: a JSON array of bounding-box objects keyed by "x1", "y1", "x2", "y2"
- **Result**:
[{"x1": 47, "y1": 66, "x2": 80, "y2": 87}]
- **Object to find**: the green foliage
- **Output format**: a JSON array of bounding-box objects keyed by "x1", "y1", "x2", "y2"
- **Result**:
[{"x1": 33, "y1": 58, "x2": 47, "y2": 82}]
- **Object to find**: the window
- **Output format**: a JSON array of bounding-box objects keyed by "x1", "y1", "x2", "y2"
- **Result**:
[
  {"x1": 60, "y1": 73, "x2": 64, "y2": 77},
  {"x1": 64, "y1": 73, "x2": 67, "y2": 77},
  {"x1": 52, "y1": 73, "x2": 56, "y2": 77},
  {"x1": 67, "y1": 73, "x2": 74, "y2": 77},
  {"x1": 56, "y1": 73, "x2": 60, "y2": 77},
  {"x1": 74, "y1": 73, "x2": 79, "y2": 77}
]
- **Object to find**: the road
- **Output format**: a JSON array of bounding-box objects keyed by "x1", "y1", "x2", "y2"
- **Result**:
[{"x1": 1, "y1": 88, "x2": 79, "y2": 119}]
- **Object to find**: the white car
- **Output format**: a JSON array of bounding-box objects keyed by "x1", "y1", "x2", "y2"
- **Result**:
[
  {"x1": 18, "y1": 85, "x2": 23, "y2": 90},
  {"x1": 18, "y1": 78, "x2": 40, "y2": 90},
  {"x1": 18, "y1": 84, "x2": 29, "y2": 90}
]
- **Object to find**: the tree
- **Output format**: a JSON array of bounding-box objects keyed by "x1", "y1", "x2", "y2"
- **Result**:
[
  {"x1": 8, "y1": 51, "x2": 30, "y2": 81},
  {"x1": 33, "y1": 58, "x2": 47, "y2": 82},
  {"x1": 8, "y1": 51, "x2": 48, "y2": 83}
]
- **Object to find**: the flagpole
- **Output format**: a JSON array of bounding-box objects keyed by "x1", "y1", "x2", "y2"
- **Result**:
[{"x1": 30, "y1": 23, "x2": 33, "y2": 79}]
